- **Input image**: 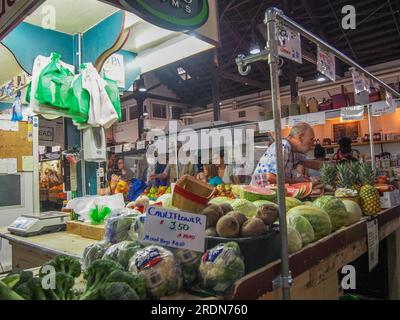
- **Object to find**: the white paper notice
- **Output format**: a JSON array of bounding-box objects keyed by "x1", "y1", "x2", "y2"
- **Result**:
[
  {"x1": 142, "y1": 206, "x2": 207, "y2": 252},
  {"x1": 307, "y1": 112, "x2": 326, "y2": 126},
  {"x1": 7, "y1": 158, "x2": 17, "y2": 174},
  {"x1": 367, "y1": 219, "x2": 379, "y2": 272},
  {"x1": 22, "y1": 156, "x2": 34, "y2": 172},
  {"x1": 341, "y1": 105, "x2": 365, "y2": 121},
  {"x1": 123, "y1": 143, "x2": 131, "y2": 152},
  {"x1": 277, "y1": 26, "x2": 302, "y2": 64},
  {"x1": 0, "y1": 120, "x2": 18, "y2": 131},
  {"x1": 317, "y1": 47, "x2": 336, "y2": 82},
  {"x1": 288, "y1": 115, "x2": 307, "y2": 127},
  {"x1": 0, "y1": 159, "x2": 7, "y2": 174},
  {"x1": 372, "y1": 101, "x2": 396, "y2": 116}
]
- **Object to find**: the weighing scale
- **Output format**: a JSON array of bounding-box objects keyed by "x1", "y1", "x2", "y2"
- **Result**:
[{"x1": 8, "y1": 212, "x2": 70, "y2": 237}]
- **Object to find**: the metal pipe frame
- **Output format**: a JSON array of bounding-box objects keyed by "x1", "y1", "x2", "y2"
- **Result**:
[
  {"x1": 265, "y1": 8, "x2": 291, "y2": 300},
  {"x1": 272, "y1": 8, "x2": 400, "y2": 98}
]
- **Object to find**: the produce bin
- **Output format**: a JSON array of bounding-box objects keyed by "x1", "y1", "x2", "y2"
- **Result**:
[{"x1": 205, "y1": 227, "x2": 281, "y2": 274}]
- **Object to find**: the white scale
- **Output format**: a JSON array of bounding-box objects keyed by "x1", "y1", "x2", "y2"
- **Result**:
[{"x1": 8, "y1": 212, "x2": 70, "y2": 237}]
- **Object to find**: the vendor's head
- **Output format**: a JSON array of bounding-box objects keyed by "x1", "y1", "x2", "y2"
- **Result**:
[
  {"x1": 288, "y1": 122, "x2": 315, "y2": 154},
  {"x1": 339, "y1": 137, "x2": 352, "y2": 155},
  {"x1": 117, "y1": 158, "x2": 125, "y2": 169}
]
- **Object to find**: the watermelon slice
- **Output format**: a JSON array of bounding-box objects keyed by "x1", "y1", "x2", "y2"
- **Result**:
[
  {"x1": 241, "y1": 185, "x2": 276, "y2": 202},
  {"x1": 288, "y1": 182, "x2": 313, "y2": 199}
]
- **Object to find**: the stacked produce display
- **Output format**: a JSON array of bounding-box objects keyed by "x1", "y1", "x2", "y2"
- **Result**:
[{"x1": 1, "y1": 161, "x2": 396, "y2": 300}]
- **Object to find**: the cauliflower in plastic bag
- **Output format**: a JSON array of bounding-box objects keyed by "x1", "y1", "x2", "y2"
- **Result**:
[
  {"x1": 199, "y1": 242, "x2": 245, "y2": 294},
  {"x1": 104, "y1": 208, "x2": 142, "y2": 244},
  {"x1": 102, "y1": 240, "x2": 143, "y2": 270},
  {"x1": 82, "y1": 241, "x2": 111, "y2": 270},
  {"x1": 128, "y1": 245, "x2": 182, "y2": 299},
  {"x1": 172, "y1": 249, "x2": 202, "y2": 286}
]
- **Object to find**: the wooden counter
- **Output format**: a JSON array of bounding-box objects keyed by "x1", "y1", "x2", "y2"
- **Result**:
[
  {"x1": 228, "y1": 205, "x2": 400, "y2": 300},
  {"x1": 0, "y1": 228, "x2": 97, "y2": 270}
]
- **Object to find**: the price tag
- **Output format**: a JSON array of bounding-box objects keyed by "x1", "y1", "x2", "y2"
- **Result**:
[
  {"x1": 142, "y1": 206, "x2": 206, "y2": 252},
  {"x1": 341, "y1": 105, "x2": 365, "y2": 121},
  {"x1": 367, "y1": 219, "x2": 379, "y2": 272}
]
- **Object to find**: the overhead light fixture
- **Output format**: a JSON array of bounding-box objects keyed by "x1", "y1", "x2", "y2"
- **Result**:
[
  {"x1": 317, "y1": 76, "x2": 327, "y2": 82},
  {"x1": 138, "y1": 76, "x2": 147, "y2": 92},
  {"x1": 143, "y1": 112, "x2": 149, "y2": 117},
  {"x1": 139, "y1": 87, "x2": 147, "y2": 92},
  {"x1": 250, "y1": 32, "x2": 261, "y2": 55}
]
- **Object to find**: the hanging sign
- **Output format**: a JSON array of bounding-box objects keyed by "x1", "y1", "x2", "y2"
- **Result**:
[
  {"x1": 367, "y1": 219, "x2": 379, "y2": 272},
  {"x1": 306, "y1": 112, "x2": 326, "y2": 126},
  {"x1": 341, "y1": 105, "x2": 365, "y2": 121},
  {"x1": 277, "y1": 25, "x2": 302, "y2": 64},
  {"x1": 102, "y1": 54, "x2": 125, "y2": 89},
  {"x1": 351, "y1": 70, "x2": 371, "y2": 94},
  {"x1": 117, "y1": 0, "x2": 209, "y2": 31},
  {"x1": 371, "y1": 101, "x2": 396, "y2": 116},
  {"x1": 0, "y1": 0, "x2": 43, "y2": 40},
  {"x1": 317, "y1": 47, "x2": 336, "y2": 82},
  {"x1": 142, "y1": 206, "x2": 206, "y2": 252},
  {"x1": 385, "y1": 91, "x2": 397, "y2": 112}
]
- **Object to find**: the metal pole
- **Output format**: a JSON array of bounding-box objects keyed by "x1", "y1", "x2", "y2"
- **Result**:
[
  {"x1": 367, "y1": 104, "x2": 376, "y2": 172},
  {"x1": 265, "y1": 8, "x2": 291, "y2": 300},
  {"x1": 77, "y1": 32, "x2": 86, "y2": 196},
  {"x1": 271, "y1": 8, "x2": 400, "y2": 98}
]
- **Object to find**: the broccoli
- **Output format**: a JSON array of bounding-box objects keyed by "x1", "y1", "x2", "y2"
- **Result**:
[
  {"x1": 41, "y1": 272, "x2": 75, "y2": 300},
  {"x1": 103, "y1": 282, "x2": 139, "y2": 300},
  {"x1": 40, "y1": 255, "x2": 81, "y2": 279},
  {"x1": 3, "y1": 271, "x2": 46, "y2": 300},
  {"x1": 0, "y1": 280, "x2": 24, "y2": 300},
  {"x1": 79, "y1": 259, "x2": 124, "y2": 300},
  {"x1": 106, "y1": 270, "x2": 147, "y2": 300}
]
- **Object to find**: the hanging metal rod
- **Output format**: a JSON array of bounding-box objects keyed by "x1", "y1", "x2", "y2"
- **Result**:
[
  {"x1": 269, "y1": 7, "x2": 400, "y2": 98},
  {"x1": 235, "y1": 49, "x2": 270, "y2": 76}
]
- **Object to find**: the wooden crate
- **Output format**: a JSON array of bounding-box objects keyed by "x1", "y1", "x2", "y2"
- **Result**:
[{"x1": 66, "y1": 221, "x2": 105, "y2": 240}]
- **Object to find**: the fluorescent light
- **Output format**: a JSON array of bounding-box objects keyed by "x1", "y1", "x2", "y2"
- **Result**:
[
  {"x1": 143, "y1": 112, "x2": 149, "y2": 116},
  {"x1": 250, "y1": 47, "x2": 261, "y2": 55},
  {"x1": 317, "y1": 76, "x2": 326, "y2": 82},
  {"x1": 139, "y1": 87, "x2": 147, "y2": 92}
]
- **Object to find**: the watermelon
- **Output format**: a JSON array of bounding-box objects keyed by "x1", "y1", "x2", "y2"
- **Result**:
[
  {"x1": 342, "y1": 200, "x2": 362, "y2": 226},
  {"x1": 303, "y1": 201, "x2": 314, "y2": 207},
  {"x1": 287, "y1": 214, "x2": 315, "y2": 246},
  {"x1": 286, "y1": 182, "x2": 313, "y2": 199},
  {"x1": 252, "y1": 200, "x2": 278, "y2": 208},
  {"x1": 285, "y1": 197, "x2": 303, "y2": 212},
  {"x1": 313, "y1": 196, "x2": 349, "y2": 231},
  {"x1": 287, "y1": 205, "x2": 332, "y2": 240},
  {"x1": 241, "y1": 186, "x2": 276, "y2": 202},
  {"x1": 209, "y1": 197, "x2": 235, "y2": 205},
  {"x1": 287, "y1": 226, "x2": 302, "y2": 254}
]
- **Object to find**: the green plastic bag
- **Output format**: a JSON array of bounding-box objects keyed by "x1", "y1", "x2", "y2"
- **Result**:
[
  {"x1": 89, "y1": 205, "x2": 112, "y2": 225},
  {"x1": 104, "y1": 77, "x2": 121, "y2": 121},
  {"x1": 68, "y1": 74, "x2": 90, "y2": 123},
  {"x1": 26, "y1": 82, "x2": 31, "y2": 103},
  {"x1": 35, "y1": 53, "x2": 74, "y2": 110}
]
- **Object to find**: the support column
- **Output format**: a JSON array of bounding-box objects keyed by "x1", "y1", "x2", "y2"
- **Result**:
[{"x1": 137, "y1": 94, "x2": 145, "y2": 141}]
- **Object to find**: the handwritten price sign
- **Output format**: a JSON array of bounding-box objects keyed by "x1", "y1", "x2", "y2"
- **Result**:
[{"x1": 142, "y1": 206, "x2": 206, "y2": 252}]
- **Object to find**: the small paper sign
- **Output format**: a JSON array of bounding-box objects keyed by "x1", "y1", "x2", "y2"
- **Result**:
[
  {"x1": 317, "y1": 47, "x2": 336, "y2": 81},
  {"x1": 258, "y1": 119, "x2": 286, "y2": 133},
  {"x1": 288, "y1": 114, "x2": 307, "y2": 127},
  {"x1": 123, "y1": 143, "x2": 132, "y2": 152},
  {"x1": 372, "y1": 101, "x2": 396, "y2": 116},
  {"x1": 386, "y1": 92, "x2": 397, "y2": 112},
  {"x1": 367, "y1": 219, "x2": 379, "y2": 272},
  {"x1": 341, "y1": 105, "x2": 365, "y2": 121},
  {"x1": 142, "y1": 206, "x2": 207, "y2": 252},
  {"x1": 277, "y1": 26, "x2": 302, "y2": 64},
  {"x1": 137, "y1": 141, "x2": 146, "y2": 150},
  {"x1": 114, "y1": 145, "x2": 123, "y2": 154},
  {"x1": 306, "y1": 112, "x2": 326, "y2": 126}
]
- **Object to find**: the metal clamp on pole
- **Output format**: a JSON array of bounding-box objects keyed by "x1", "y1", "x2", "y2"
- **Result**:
[
  {"x1": 273, "y1": 272, "x2": 294, "y2": 290},
  {"x1": 235, "y1": 49, "x2": 270, "y2": 76}
]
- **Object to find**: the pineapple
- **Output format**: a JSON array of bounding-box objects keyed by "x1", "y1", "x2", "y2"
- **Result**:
[
  {"x1": 335, "y1": 162, "x2": 359, "y2": 198},
  {"x1": 359, "y1": 163, "x2": 381, "y2": 216},
  {"x1": 320, "y1": 163, "x2": 337, "y2": 191}
]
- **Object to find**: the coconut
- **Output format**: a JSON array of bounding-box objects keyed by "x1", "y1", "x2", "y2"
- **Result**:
[
  {"x1": 240, "y1": 217, "x2": 268, "y2": 237},
  {"x1": 219, "y1": 203, "x2": 234, "y2": 216},
  {"x1": 205, "y1": 227, "x2": 218, "y2": 237},
  {"x1": 202, "y1": 205, "x2": 223, "y2": 228},
  {"x1": 216, "y1": 215, "x2": 240, "y2": 238},
  {"x1": 256, "y1": 204, "x2": 279, "y2": 225},
  {"x1": 226, "y1": 211, "x2": 247, "y2": 226}
]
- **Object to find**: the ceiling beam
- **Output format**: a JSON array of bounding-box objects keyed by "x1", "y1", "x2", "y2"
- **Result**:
[{"x1": 220, "y1": 71, "x2": 266, "y2": 90}]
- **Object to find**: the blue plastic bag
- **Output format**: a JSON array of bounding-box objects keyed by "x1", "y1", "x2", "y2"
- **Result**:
[
  {"x1": 127, "y1": 179, "x2": 148, "y2": 202},
  {"x1": 11, "y1": 94, "x2": 23, "y2": 122}
]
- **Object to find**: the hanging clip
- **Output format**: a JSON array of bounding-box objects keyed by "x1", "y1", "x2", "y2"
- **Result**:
[{"x1": 236, "y1": 54, "x2": 252, "y2": 76}]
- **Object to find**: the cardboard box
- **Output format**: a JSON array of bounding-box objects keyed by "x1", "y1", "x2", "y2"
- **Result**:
[{"x1": 380, "y1": 189, "x2": 400, "y2": 209}]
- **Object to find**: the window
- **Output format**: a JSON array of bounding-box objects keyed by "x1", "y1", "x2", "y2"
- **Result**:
[
  {"x1": 152, "y1": 103, "x2": 167, "y2": 119},
  {"x1": 238, "y1": 111, "x2": 246, "y2": 118},
  {"x1": 171, "y1": 106, "x2": 182, "y2": 120},
  {"x1": 121, "y1": 108, "x2": 127, "y2": 122},
  {"x1": 129, "y1": 106, "x2": 138, "y2": 120}
]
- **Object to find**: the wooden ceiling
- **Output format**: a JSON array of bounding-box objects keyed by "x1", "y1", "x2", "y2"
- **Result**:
[{"x1": 148, "y1": 0, "x2": 400, "y2": 108}]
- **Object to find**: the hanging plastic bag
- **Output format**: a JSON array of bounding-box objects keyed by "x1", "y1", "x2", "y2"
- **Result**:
[
  {"x1": 11, "y1": 92, "x2": 23, "y2": 122},
  {"x1": 88, "y1": 205, "x2": 111, "y2": 225},
  {"x1": 104, "y1": 77, "x2": 121, "y2": 121},
  {"x1": 35, "y1": 52, "x2": 75, "y2": 110},
  {"x1": 127, "y1": 179, "x2": 148, "y2": 202},
  {"x1": 68, "y1": 69, "x2": 90, "y2": 123}
]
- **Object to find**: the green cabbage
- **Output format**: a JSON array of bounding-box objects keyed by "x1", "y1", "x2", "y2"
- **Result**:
[
  {"x1": 231, "y1": 199, "x2": 257, "y2": 218},
  {"x1": 82, "y1": 241, "x2": 111, "y2": 270},
  {"x1": 102, "y1": 241, "x2": 143, "y2": 270}
]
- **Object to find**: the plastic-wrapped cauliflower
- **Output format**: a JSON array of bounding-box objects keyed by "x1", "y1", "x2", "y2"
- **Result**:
[
  {"x1": 199, "y1": 242, "x2": 245, "y2": 294},
  {"x1": 102, "y1": 240, "x2": 143, "y2": 270},
  {"x1": 104, "y1": 208, "x2": 142, "y2": 244},
  {"x1": 82, "y1": 241, "x2": 110, "y2": 270},
  {"x1": 128, "y1": 246, "x2": 182, "y2": 299},
  {"x1": 172, "y1": 249, "x2": 202, "y2": 286}
]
